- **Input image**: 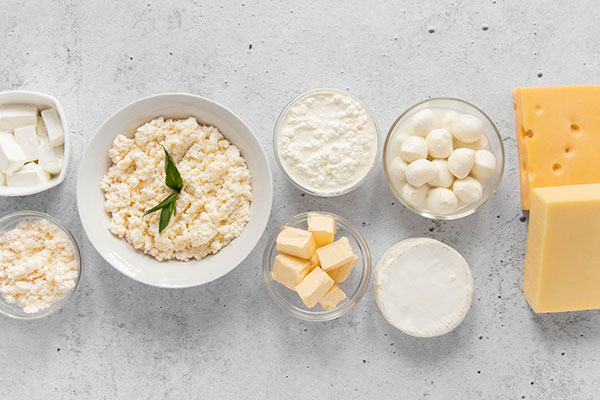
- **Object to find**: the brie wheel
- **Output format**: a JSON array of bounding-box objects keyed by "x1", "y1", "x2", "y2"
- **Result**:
[{"x1": 374, "y1": 238, "x2": 473, "y2": 338}]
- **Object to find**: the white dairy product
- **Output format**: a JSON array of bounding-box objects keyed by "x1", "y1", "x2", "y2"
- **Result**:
[
  {"x1": 0, "y1": 219, "x2": 78, "y2": 314},
  {"x1": 447, "y1": 148, "x2": 475, "y2": 179},
  {"x1": 453, "y1": 177, "x2": 482, "y2": 204},
  {"x1": 38, "y1": 138, "x2": 64, "y2": 175},
  {"x1": 0, "y1": 131, "x2": 26, "y2": 175},
  {"x1": 426, "y1": 187, "x2": 458, "y2": 214},
  {"x1": 408, "y1": 109, "x2": 437, "y2": 136},
  {"x1": 401, "y1": 183, "x2": 429, "y2": 209},
  {"x1": 425, "y1": 128, "x2": 453, "y2": 158},
  {"x1": 6, "y1": 162, "x2": 50, "y2": 187},
  {"x1": 400, "y1": 136, "x2": 428, "y2": 162},
  {"x1": 405, "y1": 159, "x2": 438, "y2": 187},
  {"x1": 0, "y1": 104, "x2": 37, "y2": 131},
  {"x1": 451, "y1": 113, "x2": 484, "y2": 143},
  {"x1": 0, "y1": 170, "x2": 5, "y2": 185},
  {"x1": 102, "y1": 117, "x2": 252, "y2": 262},
  {"x1": 471, "y1": 149, "x2": 497, "y2": 181},
  {"x1": 40, "y1": 108, "x2": 64, "y2": 147},
  {"x1": 374, "y1": 238, "x2": 473, "y2": 337},
  {"x1": 276, "y1": 90, "x2": 378, "y2": 194},
  {"x1": 14, "y1": 125, "x2": 39, "y2": 162},
  {"x1": 36, "y1": 115, "x2": 48, "y2": 139},
  {"x1": 428, "y1": 159, "x2": 454, "y2": 188},
  {"x1": 387, "y1": 156, "x2": 407, "y2": 186}
]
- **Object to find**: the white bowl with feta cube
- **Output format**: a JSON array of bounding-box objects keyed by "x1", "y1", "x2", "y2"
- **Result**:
[
  {"x1": 383, "y1": 98, "x2": 505, "y2": 220},
  {"x1": 0, "y1": 91, "x2": 68, "y2": 196}
]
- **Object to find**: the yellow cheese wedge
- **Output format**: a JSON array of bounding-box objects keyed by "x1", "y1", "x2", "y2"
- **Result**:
[
  {"x1": 513, "y1": 86, "x2": 600, "y2": 210},
  {"x1": 295, "y1": 267, "x2": 334, "y2": 308},
  {"x1": 316, "y1": 237, "x2": 355, "y2": 272},
  {"x1": 524, "y1": 184, "x2": 600, "y2": 312},
  {"x1": 307, "y1": 213, "x2": 336, "y2": 247},
  {"x1": 276, "y1": 226, "x2": 316, "y2": 259},
  {"x1": 319, "y1": 284, "x2": 347, "y2": 310},
  {"x1": 272, "y1": 253, "x2": 312, "y2": 291}
]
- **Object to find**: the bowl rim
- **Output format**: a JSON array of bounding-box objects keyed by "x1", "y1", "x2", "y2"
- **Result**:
[
  {"x1": 76, "y1": 92, "x2": 273, "y2": 288},
  {"x1": 382, "y1": 97, "x2": 506, "y2": 220},
  {"x1": 262, "y1": 211, "x2": 372, "y2": 321},
  {"x1": 0, "y1": 90, "x2": 70, "y2": 197},
  {"x1": 0, "y1": 210, "x2": 82, "y2": 320},
  {"x1": 272, "y1": 88, "x2": 381, "y2": 197}
]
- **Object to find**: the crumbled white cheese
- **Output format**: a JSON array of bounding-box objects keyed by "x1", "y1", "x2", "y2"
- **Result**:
[
  {"x1": 0, "y1": 219, "x2": 78, "y2": 313},
  {"x1": 101, "y1": 117, "x2": 252, "y2": 262}
]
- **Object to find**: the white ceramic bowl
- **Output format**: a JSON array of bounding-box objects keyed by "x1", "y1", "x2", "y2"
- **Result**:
[
  {"x1": 0, "y1": 90, "x2": 70, "y2": 196},
  {"x1": 77, "y1": 93, "x2": 273, "y2": 288}
]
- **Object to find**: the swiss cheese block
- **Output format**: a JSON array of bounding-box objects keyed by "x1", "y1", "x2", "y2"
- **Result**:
[
  {"x1": 513, "y1": 86, "x2": 600, "y2": 210},
  {"x1": 524, "y1": 184, "x2": 600, "y2": 313}
]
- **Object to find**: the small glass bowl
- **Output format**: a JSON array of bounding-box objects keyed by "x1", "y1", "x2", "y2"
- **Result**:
[
  {"x1": 0, "y1": 211, "x2": 82, "y2": 320},
  {"x1": 383, "y1": 98, "x2": 505, "y2": 220},
  {"x1": 263, "y1": 212, "x2": 372, "y2": 321},
  {"x1": 273, "y1": 88, "x2": 381, "y2": 197}
]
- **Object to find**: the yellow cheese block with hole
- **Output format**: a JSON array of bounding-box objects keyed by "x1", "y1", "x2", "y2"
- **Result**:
[
  {"x1": 524, "y1": 184, "x2": 600, "y2": 313},
  {"x1": 513, "y1": 86, "x2": 600, "y2": 210}
]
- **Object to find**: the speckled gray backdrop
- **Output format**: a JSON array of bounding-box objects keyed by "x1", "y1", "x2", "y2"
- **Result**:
[{"x1": 1, "y1": 1, "x2": 599, "y2": 399}]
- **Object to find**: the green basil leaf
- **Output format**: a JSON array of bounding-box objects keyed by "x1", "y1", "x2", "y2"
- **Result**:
[
  {"x1": 143, "y1": 192, "x2": 179, "y2": 217},
  {"x1": 158, "y1": 203, "x2": 173, "y2": 233},
  {"x1": 162, "y1": 145, "x2": 183, "y2": 192}
]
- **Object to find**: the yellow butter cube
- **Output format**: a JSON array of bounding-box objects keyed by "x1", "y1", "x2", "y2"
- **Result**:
[
  {"x1": 316, "y1": 237, "x2": 355, "y2": 271},
  {"x1": 319, "y1": 284, "x2": 347, "y2": 310},
  {"x1": 328, "y1": 253, "x2": 358, "y2": 283},
  {"x1": 525, "y1": 184, "x2": 600, "y2": 312},
  {"x1": 295, "y1": 267, "x2": 334, "y2": 308},
  {"x1": 276, "y1": 226, "x2": 316, "y2": 259},
  {"x1": 307, "y1": 213, "x2": 336, "y2": 248},
  {"x1": 272, "y1": 253, "x2": 313, "y2": 291},
  {"x1": 309, "y1": 252, "x2": 320, "y2": 267}
]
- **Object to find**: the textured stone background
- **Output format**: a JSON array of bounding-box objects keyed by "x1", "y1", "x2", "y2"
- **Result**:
[{"x1": 1, "y1": 1, "x2": 599, "y2": 398}]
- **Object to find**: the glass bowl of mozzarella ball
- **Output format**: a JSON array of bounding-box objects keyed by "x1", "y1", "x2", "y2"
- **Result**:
[{"x1": 384, "y1": 98, "x2": 505, "y2": 220}]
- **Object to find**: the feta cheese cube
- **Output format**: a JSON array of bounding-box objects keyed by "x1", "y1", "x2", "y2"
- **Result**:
[
  {"x1": 36, "y1": 115, "x2": 48, "y2": 139},
  {"x1": 272, "y1": 253, "x2": 312, "y2": 291},
  {"x1": 38, "y1": 137, "x2": 63, "y2": 174},
  {"x1": 0, "y1": 104, "x2": 38, "y2": 131},
  {"x1": 6, "y1": 162, "x2": 50, "y2": 187},
  {"x1": 276, "y1": 226, "x2": 316, "y2": 259},
  {"x1": 316, "y1": 237, "x2": 355, "y2": 271},
  {"x1": 0, "y1": 131, "x2": 26, "y2": 175},
  {"x1": 13, "y1": 125, "x2": 39, "y2": 162},
  {"x1": 319, "y1": 284, "x2": 347, "y2": 310},
  {"x1": 40, "y1": 108, "x2": 64, "y2": 147},
  {"x1": 295, "y1": 267, "x2": 334, "y2": 308},
  {"x1": 307, "y1": 213, "x2": 336, "y2": 248}
]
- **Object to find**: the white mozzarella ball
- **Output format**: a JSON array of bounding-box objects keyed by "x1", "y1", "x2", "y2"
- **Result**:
[
  {"x1": 451, "y1": 114, "x2": 484, "y2": 143},
  {"x1": 440, "y1": 110, "x2": 460, "y2": 130},
  {"x1": 400, "y1": 136, "x2": 428, "y2": 163},
  {"x1": 401, "y1": 183, "x2": 429, "y2": 209},
  {"x1": 409, "y1": 109, "x2": 438, "y2": 137},
  {"x1": 388, "y1": 156, "x2": 408, "y2": 185},
  {"x1": 478, "y1": 134, "x2": 489, "y2": 150},
  {"x1": 426, "y1": 128, "x2": 453, "y2": 159},
  {"x1": 428, "y1": 159, "x2": 454, "y2": 188},
  {"x1": 405, "y1": 159, "x2": 438, "y2": 187},
  {"x1": 453, "y1": 134, "x2": 489, "y2": 151},
  {"x1": 389, "y1": 132, "x2": 410, "y2": 156},
  {"x1": 471, "y1": 150, "x2": 497, "y2": 180},
  {"x1": 426, "y1": 188, "x2": 458, "y2": 214},
  {"x1": 453, "y1": 177, "x2": 483, "y2": 204},
  {"x1": 447, "y1": 148, "x2": 475, "y2": 179}
]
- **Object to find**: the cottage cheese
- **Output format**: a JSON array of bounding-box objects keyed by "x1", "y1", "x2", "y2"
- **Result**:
[
  {"x1": 0, "y1": 219, "x2": 78, "y2": 314},
  {"x1": 276, "y1": 90, "x2": 378, "y2": 194},
  {"x1": 101, "y1": 117, "x2": 252, "y2": 262}
]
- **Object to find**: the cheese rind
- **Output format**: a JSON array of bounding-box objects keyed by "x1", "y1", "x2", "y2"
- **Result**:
[
  {"x1": 272, "y1": 253, "x2": 312, "y2": 291},
  {"x1": 514, "y1": 86, "x2": 600, "y2": 210},
  {"x1": 307, "y1": 213, "x2": 336, "y2": 247},
  {"x1": 0, "y1": 132, "x2": 26, "y2": 175},
  {"x1": 524, "y1": 184, "x2": 600, "y2": 312},
  {"x1": 295, "y1": 267, "x2": 334, "y2": 308},
  {"x1": 0, "y1": 104, "x2": 37, "y2": 130},
  {"x1": 316, "y1": 237, "x2": 355, "y2": 271},
  {"x1": 319, "y1": 284, "x2": 347, "y2": 310},
  {"x1": 276, "y1": 226, "x2": 316, "y2": 259},
  {"x1": 41, "y1": 108, "x2": 64, "y2": 147}
]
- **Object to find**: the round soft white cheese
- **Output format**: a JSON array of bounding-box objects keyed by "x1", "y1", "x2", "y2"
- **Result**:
[{"x1": 374, "y1": 238, "x2": 473, "y2": 338}]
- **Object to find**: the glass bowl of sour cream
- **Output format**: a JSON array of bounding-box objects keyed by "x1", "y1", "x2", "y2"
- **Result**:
[
  {"x1": 273, "y1": 88, "x2": 381, "y2": 197},
  {"x1": 0, "y1": 211, "x2": 82, "y2": 320},
  {"x1": 263, "y1": 211, "x2": 372, "y2": 321}
]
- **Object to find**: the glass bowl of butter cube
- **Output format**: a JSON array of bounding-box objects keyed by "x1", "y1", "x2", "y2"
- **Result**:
[{"x1": 263, "y1": 212, "x2": 372, "y2": 321}]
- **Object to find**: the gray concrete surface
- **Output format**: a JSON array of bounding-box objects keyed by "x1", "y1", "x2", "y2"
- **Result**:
[{"x1": 1, "y1": 1, "x2": 599, "y2": 398}]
